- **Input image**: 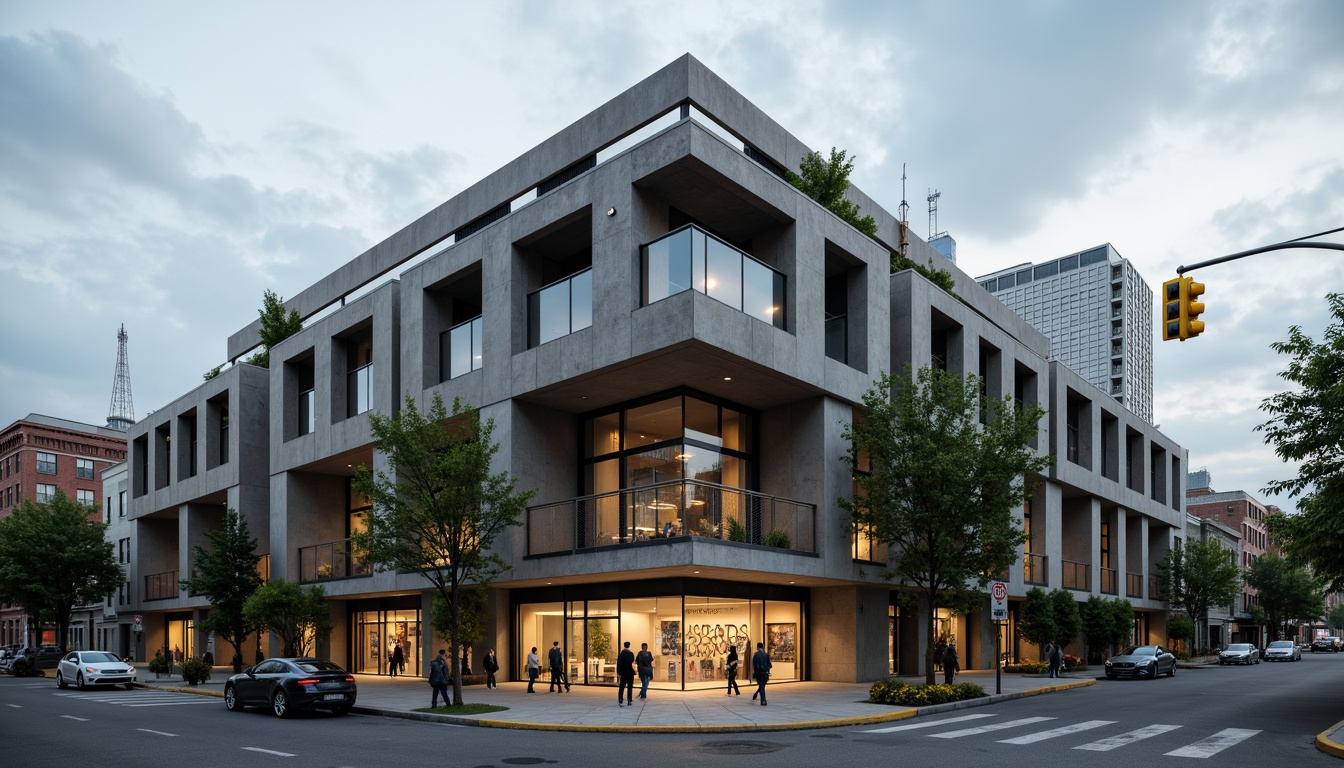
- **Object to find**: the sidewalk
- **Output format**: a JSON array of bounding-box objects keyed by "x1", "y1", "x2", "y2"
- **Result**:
[{"x1": 134, "y1": 665, "x2": 1095, "y2": 733}]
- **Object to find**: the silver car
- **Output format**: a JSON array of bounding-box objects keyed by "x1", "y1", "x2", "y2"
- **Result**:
[
  {"x1": 56, "y1": 651, "x2": 137, "y2": 690},
  {"x1": 1218, "y1": 643, "x2": 1260, "y2": 665},
  {"x1": 1263, "y1": 640, "x2": 1301, "y2": 662}
]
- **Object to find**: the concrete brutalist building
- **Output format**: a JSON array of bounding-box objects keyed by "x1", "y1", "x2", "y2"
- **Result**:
[{"x1": 121, "y1": 55, "x2": 1185, "y2": 685}]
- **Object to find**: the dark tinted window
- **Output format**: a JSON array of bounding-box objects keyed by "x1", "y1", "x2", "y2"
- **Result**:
[{"x1": 295, "y1": 660, "x2": 344, "y2": 673}]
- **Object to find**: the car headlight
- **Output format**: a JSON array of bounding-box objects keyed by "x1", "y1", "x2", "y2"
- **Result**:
[{"x1": 1105, "y1": 660, "x2": 1112, "y2": 666}]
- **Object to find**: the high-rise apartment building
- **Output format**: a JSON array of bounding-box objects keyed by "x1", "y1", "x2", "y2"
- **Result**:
[{"x1": 976, "y1": 244, "x2": 1154, "y2": 423}]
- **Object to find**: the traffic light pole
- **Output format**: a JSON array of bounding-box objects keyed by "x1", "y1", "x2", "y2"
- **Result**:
[{"x1": 1177, "y1": 227, "x2": 1344, "y2": 275}]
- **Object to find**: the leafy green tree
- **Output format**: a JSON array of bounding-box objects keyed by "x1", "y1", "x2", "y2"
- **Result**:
[
  {"x1": 246, "y1": 289, "x2": 304, "y2": 368},
  {"x1": 352, "y1": 393, "x2": 533, "y2": 705},
  {"x1": 1258, "y1": 292, "x2": 1344, "y2": 592},
  {"x1": 788, "y1": 147, "x2": 878, "y2": 238},
  {"x1": 891, "y1": 251, "x2": 956, "y2": 294},
  {"x1": 429, "y1": 588, "x2": 488, "y2": 667},
  {"x1": 180, "y1": 508, "x2": 264, "y2": 672},
  {"x1": 1049, "y1": 588, "x2": 1083, "y2": 650},
  {"x1": 1107, "y1": 598, "x2": 1135, "y2": 651},
  {"x1": 203, "y1": 364, "x2": 224, "y2": 381},
  {"x1": 1082, "y1": 597, "x2": 1133, "y2": 659},
  {"x1": 1328, "y1": 602, "x2": 1344, "y2": 634},
  {"x1": 0, "y1": 491, "x2": 122, "y2": 653},
  {"x1": 1167, "y1": 613, "x2": 1195, "y2": 651},
  {"x1": 242, "y1": 579, "x2": 332, "y2": 657},
  {"x1": 1018, "y1": 587, "x2": 1056, "y2": 659},
  {"x1": 1156, "y1": 539, "x2": 1242, "y2": 646},
  {"x1": 1244, "y1": 552, "x2": 1326, "y2": 641},
  {"x1": 841, "y1": 365, "x2": 1052, "y2": 684}
]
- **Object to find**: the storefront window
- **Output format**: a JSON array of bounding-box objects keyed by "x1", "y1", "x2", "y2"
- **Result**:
[
  {"x1": 518, "y1": 602, "x2": 564, "y2": 684},
  {"x1": 352, "y1": 609, "x2": 420, "y2": 676}
]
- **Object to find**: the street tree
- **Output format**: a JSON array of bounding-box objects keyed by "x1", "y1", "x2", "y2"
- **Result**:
[
  {"x1": 1050, "y1": 588, "x2": 1083, "y2": 650},
  {"x1": 1244, "y1": 551, "x2": 1326, "y2": 641},
  {"x1": 1167, "y1": 613, "x2": 1195, "y2": 651},
  {"x1": 1018, "y1": 587, "x2": 1056, "y2": 659},
  {"x1": 1258, "y1": 292, "x2": 1344, "y2": 592},
  {"x1": 180, "y1": 508, "x2": 264, "y2": 672},
  {"x1": 246, "y1": 289, "x2": 304, "y2": 368},
  {"x1": 242, "y1": 579, "x2": 332, "y2": 657},
  {"x1": 1083, "y1": 596, "x2": 1134, "y2": 660},
  {"x1": 788, "y1": 147, "x2": 878, "y2": 238},
  {"x1": 429, "y1": 587, "x2": 488, "y2": 669},
  {"x1": 842, "y1": 365, "x2": 1052, "y2": 684},
  {"x1": 1156, "y1": 539, "x2": 1242, "y2": 646},
  {"x1": 1329, "y1": 603, "x2": 1344, "y2": 634},
  {"x1": 0, "y1": 491, "x2": 122, "y2": 653},
  {"x1": 352, "y1": 393, "x2": 533, "y2": 705}
]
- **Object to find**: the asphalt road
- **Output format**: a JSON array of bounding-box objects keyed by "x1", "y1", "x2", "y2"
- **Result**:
[{"x1": 1, "y1": 652, "x2": 1340, "y2": 767}]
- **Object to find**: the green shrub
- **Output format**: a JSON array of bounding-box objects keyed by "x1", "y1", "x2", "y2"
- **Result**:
[
  {"x1": 763, "y1": 528, "x2": 791, "y2": 549},
  {"x1": 148, "y1": 654, "x2": 172, "y2": 676},
  {"x1": 1003, "y1": 661, "x2": 1049, "y2": 674},
  {"x1": 868, "y1": 679, "x2": 986, "y2": 706},
  {"x1": 180, "y1": 657, "x2": 212, "y2": 686},
  {"x1": 726, "y1": 516, "x2": 746, "y2": 542}
]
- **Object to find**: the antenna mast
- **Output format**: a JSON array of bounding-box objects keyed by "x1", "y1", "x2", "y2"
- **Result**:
[
  {"x1": 898, "y1": 164, "x2": 910, "y2": 258},
  {"x1": 107, "y1": 324, "x2": 136, "y2": 430},
  {"x1": 927, "y1": 188, "x2": 943, "y2": 240}
]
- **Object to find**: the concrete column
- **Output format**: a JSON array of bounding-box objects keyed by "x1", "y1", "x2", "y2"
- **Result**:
[
  {"x1": 1115, "y1": 509, "x2": 1128, "y2": 599},
  {"x1": 1045, "y1": 483, "x2": 1063, "y2": 588},
  {"x1": 1089, "y1": 498, "x2": 1102, "y2": 596},
  {"x1": 810, "y1": 585, "x2": 887, "y2": 682}
]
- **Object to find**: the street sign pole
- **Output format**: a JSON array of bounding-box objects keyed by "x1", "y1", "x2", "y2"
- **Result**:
[{"x1": 991, "y1": 581, "x2": 1008, "y2": 695}]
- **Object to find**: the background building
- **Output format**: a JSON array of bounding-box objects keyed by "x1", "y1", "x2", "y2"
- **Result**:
[
  {"x1": 1186, "y1": 469, "x2": 1274, "y2": 645},
  {"x1": 1183, "y1": 513, "x2": 1241, "y2": 650},
  {"x1": 975, "y1": 244, "x2": 1154, "y2": 424}
]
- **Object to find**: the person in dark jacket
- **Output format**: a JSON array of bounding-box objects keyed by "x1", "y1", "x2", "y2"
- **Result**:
[
  {"x1": 548, "y1": 641, "x2": 570, "y2": 692},
  {"x1": 725, "y1": 645, "x2": 741, "y2": 695},
  {"x1": 390, "y1": 642, "x2": 405, "y2": 677},
  {"x1": 751, "y1": 642, "x2": 772, "y2": 705},
  {"x1": 483, "y1": 649, "x2": 500, "y2": 689},
  {"x1": 635, "y1": 642, "x2": 654, "y2": 699},
  {"x1": 1048, "y1": 642, "x2": 1063, "y2": 678},
  {"x1": 616, "y1": 641, "x2": 636, "y2": 706},
  {"x1": 942, "y1": 645, "x2": 959, "y2": 684},
  {"x1": 428, "y1": 649, "x2": 450, "y2": 707}
]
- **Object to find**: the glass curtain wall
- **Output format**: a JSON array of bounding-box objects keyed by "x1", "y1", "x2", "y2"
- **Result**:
[{"x1": 351, "y1": 609, "x2": 421, "y2": 676}]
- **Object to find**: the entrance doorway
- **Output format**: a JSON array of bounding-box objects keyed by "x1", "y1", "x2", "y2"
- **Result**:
[{"x1": 352, "y1": 609, "x2": 421, "y2": 676}]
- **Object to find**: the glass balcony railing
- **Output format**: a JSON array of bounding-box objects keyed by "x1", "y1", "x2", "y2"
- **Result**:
[
  {"x1": 1024, "y1": 552, "x2": 1048, "y2": 585},
  {"x1": 641, "y1": 225, "x2": 785, "y2": 329},
  {"x1": 824, "y1": 313, "x2": 847, "y2": 363},
  {"x1": 1100, "y1": 567, "x2": 1118, "y2": 594},
  {"x1": 298, "y1": 538, "x2": 371, "y2": 583},
  {"x1": 347, "y1": 363, "x2": 372, "y2": 416},
  {"x1": 1062, "y1": 559, "x2": 1091, "y2": 591},
  {"x1": 1126, "y1": 571, "x2": 1143, "y2": 598},
  {"x1": 527, "y1": 479, "x2": 814, "y2": 556},
  {"x1": 440, "y1": 316, "x2": 483, "y2": 381},
  {"x1": 144, "y1": 569, "x2": 179, "y2": 601},
  {"x1": 528, "y1": 269, "x2": 592, "y2": 347},
  {"x1": 299, "y1": 388, "x2": 315, "y2": 436}
]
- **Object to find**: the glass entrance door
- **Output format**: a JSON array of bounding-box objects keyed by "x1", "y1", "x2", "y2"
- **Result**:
[{"x1": 352, "y1": 609, "x2": 421, "y2": 676}]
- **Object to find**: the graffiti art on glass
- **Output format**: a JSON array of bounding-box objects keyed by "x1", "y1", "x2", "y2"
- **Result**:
[
  {"x1": 767, "y1": 623, "x2": 796, "y2": 663},
  {"x1": 659, "y1": 620, "x2": 681, "y2": 656}
]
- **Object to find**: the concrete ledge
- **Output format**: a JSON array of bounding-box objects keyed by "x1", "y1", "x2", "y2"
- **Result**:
[{"x1": 1317, "y1": 718, "x2": 1344, "y2": 760}]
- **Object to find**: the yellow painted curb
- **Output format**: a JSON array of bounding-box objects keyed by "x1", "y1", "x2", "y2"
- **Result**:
[
  {"x1": 1018, "y1": 678, "x2": 1096, "y2": 697},
  {"x1": 1317, "y1": 718, "x2": 1344, "y2": 760},
  {"x1": 141, "y1": 684, "x2": 223, "y2": 698},
  {"x1": 474, "y1": 708, "x2": 919, "y2": 733}
]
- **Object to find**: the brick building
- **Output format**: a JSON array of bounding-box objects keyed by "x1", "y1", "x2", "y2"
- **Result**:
[{"x1": 1185, "y1": 469, "x2": 1276, "y2": 645}]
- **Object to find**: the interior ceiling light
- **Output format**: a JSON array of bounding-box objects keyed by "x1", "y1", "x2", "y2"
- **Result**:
[
  {"x1": 723, "y1": 377, "x2": 732, "y2": 381},
  {"x1": 674, "y1": 453, "x2": 692, "y2": 461}
]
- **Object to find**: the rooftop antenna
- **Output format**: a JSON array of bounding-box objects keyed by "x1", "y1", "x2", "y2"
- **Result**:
[
  {"x1": 898, "y1": 164, "x2": 910, "y2": 258},
  {"x1": 107, "y1": 323, "x2": 136, "y2": 430},
  {"x1": 927, "y1": 188, "x2": 944, "y2": 240}
]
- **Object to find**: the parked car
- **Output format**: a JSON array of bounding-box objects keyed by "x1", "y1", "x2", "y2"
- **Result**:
[
  {"x1": 5, "y1": 645, "x2": 63, "y2": 676},
  {"x1": 1311, "y1": 637, "x2": 1341, "y2": 653},
  {"x1": 1219, "y1": 643, "x2": 1260, "y2": 665},
  {"x1": 1263, "y1": 640, "x2": 1301, "y2": 662},
  {"x1": 1105, "y1": 645, "x2": 1176, "y2": 679},
  {"x1": 224, "y1": 658, "x2": 357, "y2": 717},
  {"x1": 55, "y1": 651, "x2": 137, "y2": 690}
]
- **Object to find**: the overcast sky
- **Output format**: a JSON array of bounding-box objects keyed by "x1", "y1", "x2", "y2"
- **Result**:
[{"x1": 2, "y1": 1, "x2": 1340, "y2": 512}]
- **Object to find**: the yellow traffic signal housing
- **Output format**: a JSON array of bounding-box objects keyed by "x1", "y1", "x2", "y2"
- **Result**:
[{"x1": 1161, "y1": 276, "x2": 1207, "y2": 341}]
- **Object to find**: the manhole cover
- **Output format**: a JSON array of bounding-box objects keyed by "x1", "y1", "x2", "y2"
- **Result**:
[
  {"x1": 699, "y1": 740, "x2": 787, "y2": 755},
  {"x1": 501, "y1": 759, "x2": 548, "y2": 765}
]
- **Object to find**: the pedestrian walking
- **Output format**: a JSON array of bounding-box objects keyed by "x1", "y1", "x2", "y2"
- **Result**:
[
  {"x1": 635, "y1": 642, "x2": 654, "y2": 699},
  {"x1": 751, "y1": 642, "x2": 772, "y2": 706},
  {"x1": 616, "y1": 641, "x2": 635, "y2": 706},
  {"x1": 429, "y1": 649, "x2": 450, "y2": 708},
  {"x1": 548, "y1": 641, "x2": 570, "y2": 692},
  {"x1": 526, "y1": 646, "x2": 540, "y2": 693},
  {"x1": 1048, "y1": 642, "x2": 1063, "y2": 678},
  {"x1": 483, "y1": 649, "x2": 499, "y2": 689},
  {"x1": 934, "y1": 638, "x2": 947, "y2": 672},
  {"x1": 390, "y1": 642, "x2": 405, "y2": 677},
  {"x1": 725, "y1": 645, "x2": 741, "y2": 696},
  {"x1": 943, "y1": 644, "x2": 959, "y2": 684}
]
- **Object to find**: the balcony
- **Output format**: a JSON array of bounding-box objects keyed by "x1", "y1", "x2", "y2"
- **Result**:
[
  {"x1": 824, "y1": 313, "x2": 847, "y2": 364},
  {"x1": 527, "y1": 479, "x2": 814, "y2": 556},
  {"x1": 1126, "y1": 571, "x2": 1143, "y2": 598},
  {"x1": 298, "y1": 538, "x2": 372, "y2": 583},
  {"x1": 641, "y1": 225, "x2": 785, "y2": 329},
  {"x1": 347, "y1": 363, "x2": 372, "y2": 416},
  {"x1": 1023, "y1": 552, "x2": 1048, "y2": 586},
  {"x1": 298, "y1": 388, "x2": 315, "y2": 436},
  {"x1": 439, "y1": 316, "x2": 483, "y2": 381},
  {"x1": 1062, "y1": 559, "x2": 1091, "y2": 591},
  {"x1": 1149, "y1": 575, "x2": 1163, "y2": 601},
  {"x1": 1100, "y1": 567, "x2": 1118, "y2": 594},
  {"x1": 528, "y1": 269, "x2": 592, "y2": 347},
  {"x1": 144, "y1": 569, "x2": 179, "y2": 601}
]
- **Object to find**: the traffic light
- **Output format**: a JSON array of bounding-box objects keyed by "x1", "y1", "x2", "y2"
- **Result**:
[{"x1": 1161, "y1": 276, "x2": 1206, "y2": 341}]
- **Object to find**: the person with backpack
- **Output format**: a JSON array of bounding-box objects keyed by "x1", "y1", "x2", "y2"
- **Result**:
[
  {"x1": 725, "y1": 645, "x2": 741, "y2": 696},
  {"x1": 635, "y1": 642, "x2": 654, "y2": 699},
  {"x1": 428, "y1": 649, "x2": 450, "y2": 708},
  {"x1": 483, "y1": 648, "x2": 500, "y2": 689},
  {"x1": 548, "y1": 641, "x2": 570, "y2": 692},
  {"x1": 751, "y1": 642, "x2": 772, "y2": 705}
]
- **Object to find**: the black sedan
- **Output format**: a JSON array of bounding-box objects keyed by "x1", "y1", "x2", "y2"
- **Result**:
[
  {"x1": 1104, "y1": 645, "x2": 1176, "y2": 679},
  {"x1": 224, "y1": 658, "x2": 357, "y2": 717}
]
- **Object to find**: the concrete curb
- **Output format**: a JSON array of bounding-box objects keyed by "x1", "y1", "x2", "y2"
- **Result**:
[{"x1": 1317, "y1": 718, "x2": 1344, "y2": 760}]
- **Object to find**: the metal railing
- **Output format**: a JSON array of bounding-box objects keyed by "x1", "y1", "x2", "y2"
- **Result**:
[
  {"x1": 1024, "y1": 552, "x2": 1048, "y2": 585},
  {"x1": 527, "y1": 479, "x2": 815, "y2": 556},
  {"x1": 1062, "y1": 559, "x2": 1091, "y2": 591},
  {"x1": 1126, "y1": 572, "x2": 1143, "y2": 598},
  {"x1": 1149, "y1": 575, "x2": 1164, "y2": 601},
  {"x1": 1100, "y1": 567, "x2": 1118, "y2": 594},
  {"x1": 144, "y1": 570, "x2": 179, "y2": 601},
  {"x1": 297, "y1": 538, "x2": 372, "y2": 583}
]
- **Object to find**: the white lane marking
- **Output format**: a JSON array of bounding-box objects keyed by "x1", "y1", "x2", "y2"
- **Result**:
[
  {"x1": 929, "y1": 716, "x2": 1056, "y2": 738},
  {"x1": 998, "y1": 720, "x2": 1117, "y2": 744},
  {"x1": 137, "y1": 728, "x2": 178, "y2": 737},
  {"x1": 1075, "y1": 724, "x2": 1182, "y2": 751},
  {"x1": 861, "y1": 713, "x2": 996, "y2": 733},
  {"x1": 242, "y1": 747, "x2": 296, "y2": 757},
  {"x1": 1165, "y1": 728, "x2": 1261, "y2": 758},
  {"x1": 61, "y1": 715, "x2": 89, "y2": 721},
  {"x1": 6, "y1": 704, "x2": 20, "y2": 708},
  {"x1": 125, "y1": 700, "x2": 218, "y2": 707}
]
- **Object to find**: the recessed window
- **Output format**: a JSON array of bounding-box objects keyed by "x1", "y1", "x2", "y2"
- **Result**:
[
  {"x1": 37, "y1": 483, "x2": 57, "y2": 503},
  {"x1": 76, "y1": 489, "x2": 94, "y2": 507},
  {"x1": 76, "y1": 458, "x2": 94, "y2": 479},
  {"x1": 37, "y1": 452, "x2": 57, "y2": 474}
]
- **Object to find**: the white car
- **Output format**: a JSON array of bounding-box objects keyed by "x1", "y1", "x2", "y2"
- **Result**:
[
  {"x1": 1263, "y1": 640, "x2": 1301, "y2": 662},
  {"x1": 1218, "y1": 643, "x2": 1260, "y2": 665},
  {"x1": 56, "y1": 651, "x2": 137, "y2": 690}
]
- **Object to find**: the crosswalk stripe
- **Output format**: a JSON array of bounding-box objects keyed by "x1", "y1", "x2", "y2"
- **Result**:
[
  {"x1": 1164, "y1": 728, "x2": 1261, "y2": 758},
  {"x1": 125, "y1": 700, "x2": 218, "y2": 707},
  {"x1": 929, "y1": 717, "x2": 1056, "y2": 738},
  {"x1": 998, "y1": 720, "x2": 1117, "y2": 744},
  {"x1": 1074, "y1": 724, "x2": 1182, "y2": 751},
  {"x1": 860, "y1": 713, "x2": 996, "y2": 733}
]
